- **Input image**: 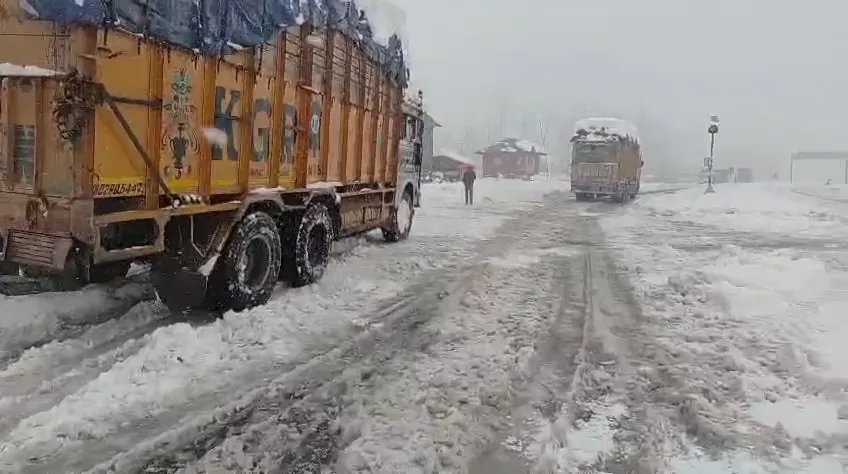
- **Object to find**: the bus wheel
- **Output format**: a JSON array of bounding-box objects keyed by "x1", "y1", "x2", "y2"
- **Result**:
[
  {"x1": 282, "y1": 203, "x2": 333, "y2": 288},
  {"x1": 382, "y1": 190, "x2": 414, "y2": 242},
  {"x1": 218, "y1": 211, "x2": 282, "y2": 312}
]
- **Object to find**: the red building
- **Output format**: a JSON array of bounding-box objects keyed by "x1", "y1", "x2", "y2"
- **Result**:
[{"x1": 475, "y1": 138, "x2": 546, "y2": 178}]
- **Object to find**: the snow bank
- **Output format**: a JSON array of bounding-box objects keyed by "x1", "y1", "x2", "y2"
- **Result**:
[{"x1": 602, "y1": 183, "x2": 848, "y2": 471}]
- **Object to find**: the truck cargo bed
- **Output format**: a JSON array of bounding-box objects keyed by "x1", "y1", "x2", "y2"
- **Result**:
[{"x1": 0, "y1": 4, "x2": 403, "y2": 202}]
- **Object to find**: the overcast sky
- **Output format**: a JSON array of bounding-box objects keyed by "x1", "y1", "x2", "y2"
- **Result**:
[{"x1": 372, "y1": 0, "x2": 848, "y2": 179}]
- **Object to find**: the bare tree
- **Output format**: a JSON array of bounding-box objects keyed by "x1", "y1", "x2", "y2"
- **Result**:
[
  {"x1": 537, "y1": 118, "x2": 550, "y2": 179},
  {"x1": 458, "y1": 128, "x2": 471, "y2": 156}
]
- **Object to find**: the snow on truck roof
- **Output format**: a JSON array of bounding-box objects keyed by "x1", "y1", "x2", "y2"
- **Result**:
[{"x1": 572, "y1": 117, "x2": 640, "y2": 144}]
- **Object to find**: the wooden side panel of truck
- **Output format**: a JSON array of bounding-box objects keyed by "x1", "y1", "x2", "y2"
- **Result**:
[
  {"x1": 0, "y1": 7, "x2": 401, "y2": 197},
  {"x1": 0, "y1": 0, "x2": 423, "y2": 311}
]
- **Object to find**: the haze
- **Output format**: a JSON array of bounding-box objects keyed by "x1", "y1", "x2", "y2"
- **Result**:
[{"x1": 387, "y1": 0, "x2": 848, "y2": 180}]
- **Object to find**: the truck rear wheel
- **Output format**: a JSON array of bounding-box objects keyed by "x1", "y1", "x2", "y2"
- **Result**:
[
  {"x1": 281, "y1": 203, "x2": 333, "y2": 288},
  {"x1": 382, "y1": 190, "x2": 414, "y2": 242},
  {"x1": 217, "y1": 211, "x2": 282, "y2": 312}
]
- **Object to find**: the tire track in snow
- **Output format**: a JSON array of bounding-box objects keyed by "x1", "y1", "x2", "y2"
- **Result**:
[
  {"x1": 121, "y1": 193, "x2": 577, "y2": 474},
  {"x1": 467, "y1": 225, "x2": 597, "y2": 473},
  {"x1": 462, "y1": 203, "x2": 708, "y2": 474}
]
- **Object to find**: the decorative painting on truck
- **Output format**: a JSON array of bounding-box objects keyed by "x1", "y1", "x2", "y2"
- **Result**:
[{"x1": 162, "y1": 68, "x2": 199, "y2": 180}]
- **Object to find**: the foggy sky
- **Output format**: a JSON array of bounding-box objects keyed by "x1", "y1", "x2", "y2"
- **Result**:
[{"x1": 383, "y1": 0, "x2": 848, "y2": 179}]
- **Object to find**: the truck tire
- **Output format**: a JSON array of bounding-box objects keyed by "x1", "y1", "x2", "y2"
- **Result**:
[
  {"x1": 218, "y1": 211, "x2": 282, "y2": 312},
  {"x1": 382, "y1": 190, "x2": 414, "y2": 242},
  {"x1": 281, "y1": 203, "x2": 333, "y2": 288}
]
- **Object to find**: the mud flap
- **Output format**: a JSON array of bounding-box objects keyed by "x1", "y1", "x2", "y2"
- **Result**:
[{"x1": 150, "y1": 260, "x2": 208, "y2": 313}]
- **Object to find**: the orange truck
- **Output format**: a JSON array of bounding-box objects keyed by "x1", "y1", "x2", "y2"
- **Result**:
[
  {"x1": 570, "y1": 117, "x2": 643, "y2": 202},
  {"x1": 0, "y1": 0, "x2": 425, "y2": 311}
]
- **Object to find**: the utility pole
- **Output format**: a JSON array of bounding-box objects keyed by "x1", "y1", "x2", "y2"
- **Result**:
[{"x1": 705, "y1": 115, "x2": 719, "y2": 194}]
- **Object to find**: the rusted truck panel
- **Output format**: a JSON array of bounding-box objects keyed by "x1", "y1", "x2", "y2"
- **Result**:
[{"x1": 0, "y1": 0, "x2": 425, "y2": 311}]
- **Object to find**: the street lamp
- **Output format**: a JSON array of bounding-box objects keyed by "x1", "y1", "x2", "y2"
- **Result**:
[{"x1": 705, "y1": 115, "x2": 719, "y2": 194}]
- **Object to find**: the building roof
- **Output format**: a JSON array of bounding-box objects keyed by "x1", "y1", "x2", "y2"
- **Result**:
[
  {"x1": 475, "y1": 137, "x2": 547, "y2": 156},
  {"x1": 434, "y1": 149, "x2": 476, "y2": 166}
]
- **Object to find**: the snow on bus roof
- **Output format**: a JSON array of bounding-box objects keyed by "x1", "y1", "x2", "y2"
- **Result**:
[{"x1": 573, "y1": 117, "x2": 640, "y2": 143}]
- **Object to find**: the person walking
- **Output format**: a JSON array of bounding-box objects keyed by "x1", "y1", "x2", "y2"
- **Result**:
[{"x1": 461, "y1": 165, "x2": 477, "y2": 205}]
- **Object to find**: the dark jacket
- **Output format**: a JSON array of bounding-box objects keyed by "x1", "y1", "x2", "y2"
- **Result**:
[{"x1": 462, "y1": 168, "x2": 477, "y2": 186}]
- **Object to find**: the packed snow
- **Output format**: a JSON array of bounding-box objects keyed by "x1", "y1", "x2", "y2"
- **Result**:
[{"x1": 602, "y1": 183, "x2": 848, "y2": 472}]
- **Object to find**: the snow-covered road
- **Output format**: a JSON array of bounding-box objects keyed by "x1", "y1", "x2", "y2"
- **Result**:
[
  {"x1": 3, "y1": 180, "x2": 843, "y2": 474},
  {"x1": 0, "y1": 178, "x2": 570, "y2": 473},
  {"x1": 603, "y1": 183, "x2": 848, "y2": 473}
]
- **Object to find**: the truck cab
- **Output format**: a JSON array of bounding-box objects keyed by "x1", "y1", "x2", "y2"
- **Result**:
[{"x1": 400, "y1": 97, "x2": 425, "y2": 208}]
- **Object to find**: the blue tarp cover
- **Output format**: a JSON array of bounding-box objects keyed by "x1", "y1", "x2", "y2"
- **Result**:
[{"x1": 19, "y1": 0, "x2": 408, "y2": 86}]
